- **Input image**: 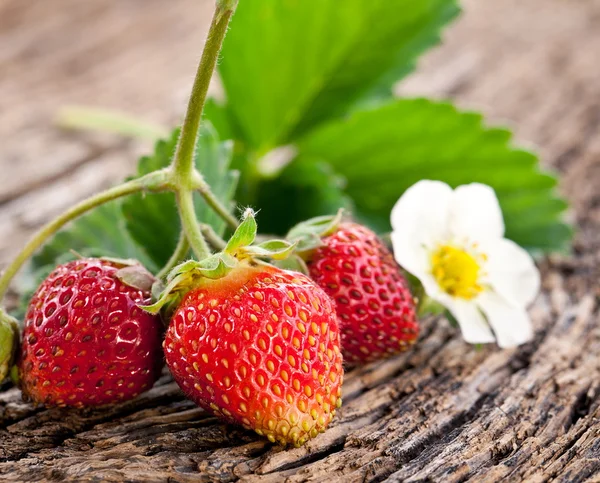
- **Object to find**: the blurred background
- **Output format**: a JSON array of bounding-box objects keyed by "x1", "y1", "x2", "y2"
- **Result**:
[{"x1": 0, "y1": 0, "x2": 598, "y2": 275}]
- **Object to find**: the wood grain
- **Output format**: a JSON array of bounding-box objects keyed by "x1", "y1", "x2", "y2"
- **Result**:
[{"x1": 1, "y1": 0, "x2": 600, "y2": 481}]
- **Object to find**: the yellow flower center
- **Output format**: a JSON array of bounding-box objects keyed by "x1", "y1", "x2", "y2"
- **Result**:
[{"x1": 431, "y1": 245, "x2": 483, "y2": 300}]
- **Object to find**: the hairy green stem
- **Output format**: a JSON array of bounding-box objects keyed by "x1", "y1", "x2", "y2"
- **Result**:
[
  {"x1": 157, "y1": 231, "x2": 190, "y2": 280},
  {"x1": 168, "y1": 3, "x2": 237, "y2": 260},
  {"x1": 0, "y1": 170, "x2": 170, "y2": 302},
  {"x1": 177, "y1": 190, "x2": 211, "y2": 260},
  {"x1": 172, "y1": 5, "x2": 236, "y2": 183},
  {"x1": 217, "y1": 0, "x2": 239, "y2": 11}
]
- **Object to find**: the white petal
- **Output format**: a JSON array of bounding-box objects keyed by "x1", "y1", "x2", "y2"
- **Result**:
[
  {"x1": 484, "y1": 238, "x2": 540, "y2": 307},
  {"x1": 390, "y1": 232, "x2": 430, "y2": 280},
  {"x1": 478, "y1": 292, "x2": 534, "y2": 348},
  {"x1": 390, "y1": 180, "x2": 453, "y2": 248},
  {"x1": 391, "y1": 228, "x2": 455, "y2": 309},
  {"x1": 445, "y1": 298, "x2": 496, "y2": 344},
  {"x1": 418, "y1": 272, "x2": 455, "y2": 307},
  {"x1": 449, "y1": 183, "x2": 505, "y2": 242}
]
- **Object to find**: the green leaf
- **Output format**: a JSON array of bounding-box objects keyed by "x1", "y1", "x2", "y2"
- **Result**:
[
  {"x1": 220, "y1": 0, "x2": 459, "y2": 149},
  {"x1": 293, "y1": 99, "x2": 572, "y2": 253},
  {"x1": 122, "y1": 123, "x2": 239, "y2": 269}
]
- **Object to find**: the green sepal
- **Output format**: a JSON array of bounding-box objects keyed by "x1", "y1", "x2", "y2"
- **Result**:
[
  {"x1": 151, "y1": 279, "x2": 166, "y2": 302},
  {"x1": 225, "y1": 209, "x2": 296, "y2": 261},
  {"x1": 225, "y1": 209, "x2": 258, "y2": 253},
  {"x1": 142, "y1": 253, "x2": 237, "y2": 316},
  {"x1": 144, "y1": 210, "x2": 297, "y2": 320},
  {"x1": 243, "y1": 240, "x2": 297, "y2": 261},
  {"x1": 0, "y1": 309, "x2": 20, "y2": 382},
  {"x1": 115, "y1": 264, "x2": 156, "y2": 293},
  {"x1": 286, "y1": 209, "x2": 344, "y2": 255}
]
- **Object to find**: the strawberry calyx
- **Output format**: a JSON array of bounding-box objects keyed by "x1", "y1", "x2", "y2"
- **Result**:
[
  {"x1": 70, "y1": 255, "x2": 157, "y2": 294},
  {"x1": 0, "y1": 309, "x2": 19, "y2": 382},
  {"x1": 286, "y1": 209, "x2": 344, "y2": 257},
  {"x1": 143, "y1": 209, "x2": 296, "y2": 317},
  {"x1": 112, "y1": 263, "x2": 156, "y2": 294}
]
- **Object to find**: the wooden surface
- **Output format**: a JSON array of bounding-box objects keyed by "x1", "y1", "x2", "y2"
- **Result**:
[{"x1": 1, "y1": 0, "x2": 600, "y2": 481}]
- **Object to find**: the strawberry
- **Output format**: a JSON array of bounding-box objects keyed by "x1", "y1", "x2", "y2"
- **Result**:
[
  {"x1": 164, "y1": 265, "x2": 343, "y2": 446},
  {"x1": 290, "y1": 218, "x2": 418, "y2": 364},
  {"x1": 0, "y1": 310, "x2": 19, "y2": 382},
  {"x1": 154, "y1": 211, "x2": 343, "y2": 447},
  {"x1": 18, "y1": 258, "x2": 163, "y2": 407}
]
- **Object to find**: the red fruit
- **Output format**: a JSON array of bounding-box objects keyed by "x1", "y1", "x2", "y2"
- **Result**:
[
  {"x1": 18, "y1": 258, "x2": 163, "y2": 407},
  {"x1": 164, "y1": 264, "x2": 343, "y2": 447},
  {"x1": 306, "y1": 222, "x2": 418, "y2": 363}
]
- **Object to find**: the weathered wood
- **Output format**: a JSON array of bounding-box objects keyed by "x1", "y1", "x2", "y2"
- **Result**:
[{"x1": 1, "y1": 0, "x2": 600, "y2": 481}]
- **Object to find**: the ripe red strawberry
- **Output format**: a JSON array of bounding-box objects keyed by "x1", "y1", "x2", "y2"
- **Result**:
[
  {"x1": 306, "y1": 222, "x2": 418, "y2": 364},
  {"x1": 18, "y1": 258, "x2": 163, "y2": 407},
  {"x1": 164, "y1": 264, "x2": 343, "y2": 447}
]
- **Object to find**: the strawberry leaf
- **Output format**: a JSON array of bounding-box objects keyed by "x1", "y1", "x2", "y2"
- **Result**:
[
  {"x1": 122, "y1": 123, "x2": 239, "y2": 268},
  {"x1": 219, "y1": 0, "x2": 459, "y2": 148},
  {"x1": 292, "y1": 99, "x2": 572, "y2": 253}
]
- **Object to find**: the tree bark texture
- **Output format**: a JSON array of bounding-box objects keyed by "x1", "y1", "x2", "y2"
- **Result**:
[{"x1": 1, "y1": 0, "x2": 599, "y2": 481}]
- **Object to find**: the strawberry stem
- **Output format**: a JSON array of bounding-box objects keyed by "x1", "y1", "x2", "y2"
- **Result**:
[
  {"x1": 177, "y1": 190, "x2": 212, "y2": 261},
  {"x1": 171, "y1": 5, "x2": 236, "y2": 182},
  {"x1": 169, "y1": 2, "x2": 239, "y2": 259},
  {"x1": 0, "y1": 169, "x2": 171, "y2": 303},
  {"x1": 217, "y1": 0, "x2": 239, "y2": 10}
]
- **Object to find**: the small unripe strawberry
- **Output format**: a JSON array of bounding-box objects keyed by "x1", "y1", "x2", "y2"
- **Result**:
[
  {"x1": 164, "y1": 264, "x2": 343, "y2": 447},
  {"x1": 18, "y1": 258, "x2": 163, "y2": 407},
  {"x1": 0, "y1": 311, "x2": 19, "y2": 382},
  {"x1": 304, "y1": 222, "x2": 419, "y2": 364}
]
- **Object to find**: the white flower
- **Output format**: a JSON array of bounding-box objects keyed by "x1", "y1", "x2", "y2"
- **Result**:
[{"x1": 390, "y1": 180, "x2": 540, "y2": 348}]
